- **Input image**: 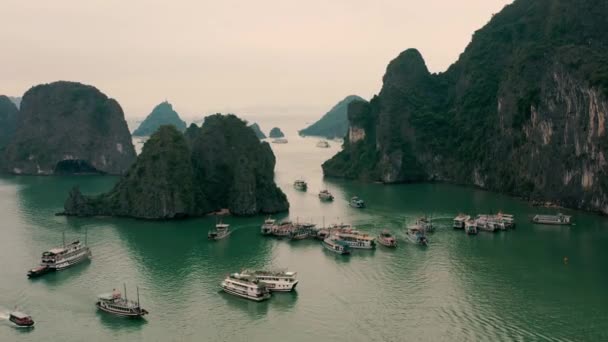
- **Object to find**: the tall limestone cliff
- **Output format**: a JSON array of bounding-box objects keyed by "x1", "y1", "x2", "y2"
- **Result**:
[
  {"x1": 3, "y1": 81, "x2": 136, "y2": 175},
  {"x1": 64, "y1": 115, "x2": 289, "y2": 219},
  {"x1": 299, "y1": 95, "x2": 366, "y2": 139},
  {"x1": 132, "y1": 101, "x2": 187, "y2": 136},
  {"x1": 0, "y1": 95, "x2": 18, "y2": 150},
  {"x1": 323, "y1": 0, "x2": 608, "y2": 213}
]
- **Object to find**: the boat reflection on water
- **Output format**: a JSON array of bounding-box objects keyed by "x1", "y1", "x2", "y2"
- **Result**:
[
  {"x1": 268, "y1": 291, "x2": 299, "y2": 313},
  {"x1": 96, "y1": 310, "x2": 148, "y2": 331}
]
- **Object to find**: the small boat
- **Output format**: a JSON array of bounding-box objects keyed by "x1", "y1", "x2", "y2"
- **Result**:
[
  {"x1": 208, "y1": 221, "x2": 231, "y2": 240},
  {"x1": 271, "y1": 220, "x2": 294, "y2": 237},
  {"x1": 294, "y1": 179, "x2": 308, "y2": 191},
  {"x1": 349, "y1": 196, "x2": 365, "y2": 208},
  {"x1": 475, "y1": 215, "x2": 497, "y2": 232},
  {"x1": 290, "y1": 228, "x2": 309, "y2": 240},
  {"x1": 453, "y1": 214, "x2": 470, "y2": 229},
  {"x1": 406, "y1": 226, "x2": 428, "y2": 246},
  {"x1": 377, "y1": 230, "x2": 397, "y2": 247},
  {"x1": 465, "y1": 220, "x2": 478, "y2": 235},
  {"x1": 316, "y1": 140, "x2": 330, "y2": 148},
  {"x1": 240, "y1": 270, "x2": 298, "y2": 292},
  {"x1": 495, "y1": 212, "x2": 515, "y2": 228},
  {"x1": 416, "y1": 216, "x2": 434, "y2": 233},
  {"x1": 322, "y1": 237, "x2": 351, "y2": 255},
  {"x1": 96, "y1": 285, "x2": 148, "y2": 318},
  {"x1": 220, "y1": 273, "x2": 271, "y2": 301},
  {"x1": 28, "y1": 231, "x2": 91, "y2": 278},
  {"x1": 532, "y1": 213, "x2": 572, "y2": 225},
  {"x1": 272, "y1": 138, "x2": 288, "y2": 144},
  {"x1": 9, "y1": 310, "x2": 34, "y2": 328},
  {"x1": 314, "y1": 228, "x2": 330, "y2": 240},
  {"x1": 261, "y1": 217, "x2": 276, "y2": 235},
  {"x1": 318, "y1": 189, "x2": 334, "y2": 201},
  {"x1": 334, "y1": 231, "x2": 376, "y2": 249}
]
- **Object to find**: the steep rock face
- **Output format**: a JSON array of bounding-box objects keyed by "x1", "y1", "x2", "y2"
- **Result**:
[
  {"x1": 132, "y1": 101, "x2": 187, "y2": 136},
  {"x1": 3, "y1": 81, "x2": 136, "y2": 175},
  {"x1": 0, "y1": 96, "x2": 18, "y2": 149},
  {"x1": 299, "y1": 95, "x2": 366, "y2": 139},
  {"x1": 8, "y1": 96, "x2": 21, "y2": 108},
  {"x1": 64, "y1": 115, "x2": 289, "y2": 219},
  {"x1": 249, "y1": 123, "x2": 267, "y2": 139},
  {"x1": 323, "y1": 0, "x2": 608, "y2": 213},
  {"x1": 269, "y1": 127, "x2": 285, "y2": 138}
]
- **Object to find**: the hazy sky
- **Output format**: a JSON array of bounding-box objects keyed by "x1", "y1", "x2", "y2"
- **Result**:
[{"x1": 1, "y1": 0, "x2": 512, "y2": 119}]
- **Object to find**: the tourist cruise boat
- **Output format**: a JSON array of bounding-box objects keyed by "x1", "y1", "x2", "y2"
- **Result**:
[
  {"x1": 294, "y1": 179, "x2": 308, "y2": 191},
  {"x1": 406, "y1": 226, "x2": 428, "y2": 246},
  {"x1": 208, "y1": 221, "x2": 231, "y2": 240},
  {"x1": 261, "y1": 217, "x2": 276, "y2": 235},
  {"x1": 8, "y1": 310, "x2": 34, "y2": 328},
  {"x1": 316, "y1": 140, "x2": 330, "y2": 148},
  {"x1": 465, "y1": 220, "x2": 478, "y2": 235},
  {"x1": 377, "y1": 230, "x2": 397, "y2": 247},
  {"x1": 272, "y1": 220, "x2": 294, "y2": 237},
  {"x1": 532, "y1": 213, "x2": 572, "y2": 225},
  {"x1": 220, "y1": 273, "x2": 271, "y2": 301},
  {"x1": 272, "y1": 138, "x2": 288, "y2": 144},
  {"x1": 475, "y1": 215, "x2": 497, "y2": 232},
  {"x1": 322, "y1": 237, "x2": 351, "y2": 255},
  {"x1": 495, "y1": 212, "x2": 515, "y2": 228},
  {"x1": 27, "y1": 232, "x2": 92, "y2": 277},
  {"x1": 318, "y1": 189, "x2": 334, "y2": 201},
  {"x1": 453, "y1": 214, "x2": 470, "y2": 229},
  {"x1": 349, "y1": 196, "x2": 365, "y2": 208},
  {"x1": 334, "y1": 231, "x2": 376, "y2": 249},
  {"x1": 240, "y1": 270, "x2": 298, "y2": 292},
  {"x1": 96, "y1": 286, "x2": 148, "y2": 318},
  {"x1": 290, "y1": 227, "x2": 309, "y2": 240}
]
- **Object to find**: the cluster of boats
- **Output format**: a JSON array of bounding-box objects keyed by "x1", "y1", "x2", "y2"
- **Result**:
[
  {"x1": 452, "y1": 213, "x2": 515, "y2": 234},
  {"x1": 293, "y1": 179, "x2": 366, "y2": 208},
  {"x1": 15, "y1": 232, "x2": 148, "y2": 328},
  {"x1": 220, "y1": 270, "x2": 298, "y2": 301}
]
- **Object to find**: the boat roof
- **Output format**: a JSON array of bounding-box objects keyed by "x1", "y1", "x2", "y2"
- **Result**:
[
  {"x1": 243, "y1": 269, "x2": 296, "y2": 277},
  {"x1": 98, "y1": 293, "x2": 115, "y2": 301},
  {"x1": 216, "y1": 223, "x2": 229, "y2": 228},
  {"x1": 337, "y1": 232, "x2": 374, "y2": 240},
  {"x1": 10, "y1": 311, "x2": 30, "y2": 319},
  {"x1": 46, "y1": 247, "x2": 67, "y2": 254}
]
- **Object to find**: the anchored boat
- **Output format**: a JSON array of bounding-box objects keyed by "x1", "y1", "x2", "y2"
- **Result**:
[
  {"x1": 220, "y1": 273, "x2": 271, "y2": 301},
  {"x1": 294, "y1": 179, "x2": 308, "y2": 191},
  {"x1": 240, "y1": 270, "x2": 298, "y2": 292},
  {"x1": 9, "y1": 311, "x2": 34, "y2": 328},
  {"x1": 261, "y1": 217, "x2": 276, "y2": 235},
  {"x1": 208, "y1": 221, "x2": 231, "y2": 240},
  {"x1": 322, "y1": 237, "x2": 351, "y2": 255},
  {"x1": 465, "y1": 220, "x2": 478, "y2": 235},
  {"x1": 334, "y1": 231, "x2": 376, "y2": 249},
  {"x1": 272, "y1": 220, "x2": 294, "y2": 237},
  {"x1": 27, "y1": 231, "x2": 91, "y2": 278},
  {"x1": 349, "y1": 196, "x2": 365, "y2": 208},
  {"x1": 453, "y1": 214, "x2": 470, "y2": 229},
  {"x1": 406, "y1": 226, "x2": 428, "y2": 246},
  {"x1": 532, "y1": 213, "x2": 572, "y2": 225},
  {"x1": 318, "y1": 189, "x2": 334, "y2": 201},
  {"x1": 96, "y1": 285, "x2": 148, "y2": 318},
  {"x1": 416, "y1": 216, "x2": 434, "y2": 233},
  {"x1": 316, "y1": 140, "x2": 330, "y2": 148},
  {"x1": 377, "y1": 230, "x2": 397, "y2": 247}
]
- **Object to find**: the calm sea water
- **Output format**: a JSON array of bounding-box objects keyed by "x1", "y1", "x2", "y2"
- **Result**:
[{"x1": 1, "y1": 116, "x2": 608, "y2": 341}]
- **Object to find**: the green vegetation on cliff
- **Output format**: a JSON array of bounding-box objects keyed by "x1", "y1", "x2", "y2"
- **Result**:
[
  {"x1": 133, "y1": 101, "x2": 187, "y2": 136},
  {"x1": 323, "y1": 0, "x2": 608, "y2": 213},
  {"x1": 64, "y1": 115, "x2": 289, "y2": 219},
  {"x1": 0, "y1": 95, "x2": 18, "y2": 149},
  {"x1": 249, "y1": 123, "x2": 267, "y2": 139},
  {"x1": 269, "y1": 127, "x2": 285, "y2": 138},
  {"x1": 299, "y1": 95, "x2": 366, "y2": 139}
]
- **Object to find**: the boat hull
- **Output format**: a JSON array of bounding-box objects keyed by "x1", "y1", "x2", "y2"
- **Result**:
[
  {"x1": 52, "y1": 250, "x2": 92, "y2": 271},
  {"x1": 322, "y1": 241, "x2": 350, "y2": 255},
  {"x1": 221, "y1": 286, "x2": 271, "y2": 301},
  {"x1": 27, "y1": 266, "x2": 54, "y2": 278},
  {"x1": 96, "y1": 303, "x2": 148, "y2": 317},
  {"x1": 377, "y1": 239, "x2": 397, "y2": 248}
]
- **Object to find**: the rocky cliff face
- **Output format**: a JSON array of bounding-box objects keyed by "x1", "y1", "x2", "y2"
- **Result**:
[
  {"x1": 3, "y1": 81, "x2": 136, "y2": 175},
  {"x1": 0, "y1": 96, "x2": 18, "y2": 150},
  {"x1": 323, "y1": 0, "x2": 608, "y2": 213},
  {"x1": 64, "y1": 115, "x2": 289, "y2": 219},
  {"x1": 132, "y1": 101, "x2": 187, "y2": 136},
  {"x1": 299, "y1": 95, "x2": 366, "y2": 139},
  {"x1": 249, "y1": 123, "x2": 267, "y2": 139}
]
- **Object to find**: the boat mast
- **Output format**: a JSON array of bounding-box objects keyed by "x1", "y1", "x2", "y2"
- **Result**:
[
  {"x1": 137, "y1": 286, "x2": 141, "y2": 308},
  {"x1": 62, "y1": 231, "x2": 66, "y2": 248},
  {"x1": 124, "y1": 283, "x2": 127, "y2": 301},
  {"x1": 85, "y1": 227, "x2": 88, "y2": 246}
]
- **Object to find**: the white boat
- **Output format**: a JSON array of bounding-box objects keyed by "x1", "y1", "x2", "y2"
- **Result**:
[
  {"x1": 316, "y1": 140, "x2": 330, "y2": 148},
  {"x1": 406, "y1": 226, "x2": 428, "y2": 246},
  {"x1": 377, "y1": 230, "x2": 397, "y2": 247},
  {"x1": 532, "y1": 213, "x2": 571, "y2": 225},
  {"x1": 220, "y1": 273, "x2": 271, "y2": 301},
  {"x1": 495, "y1": 212, "x2": 515, "y2": 228},
  {"x1": 349, "y1": 196, "x2": 365, "y2": 208},
  {"x1": 294, "y1": 179, "x2": 307, "y2": 191},
  {"x1": 272, "y1": 138, "x2": 288, "y2": 144},
  {"x1": 261, "y1": 217, "x2": 276, "y2": 235},
  {"x1": 475, "y1": 215, "x2": 497, "y2": 232},
  {"x1": 271, "y1": 220, "x2": 294, "y2": 237},
  {"x1": 453, "y1": 214, "x2": 470, "y2": 229},
  {"x1": 322, "y1": 237, "x2": 351, "y2": 255},
  {"x1": 208, "y1": 221, "x2": 231, "y2": 240},
  {"x1": 416, "y1": 216, "x2": 434, "y2": 232},
  {"x1": 96, "y1": 285, "x2": 148, "y2": 318},
  {"x1": 9, "y1": 311, "x2": 34, "y2": 328},
  {"x1": 28, "y1": 232, "x2": 91, "y2": 277},
  {"x1": 334, "y1": 231, "x2": 376, "y2": 249},
  {"x1": 465, "y1": 220, "x2": 478, "y2": 235},
  {"x1": 240, "y1": 270, "x2": 298, "y2": 292},
  {"x1": 290, "y1": 228, "x2": 309, "y2": 240},
  {"x1": 318, "y1": 190, "x2": 334, "y2": 201}
]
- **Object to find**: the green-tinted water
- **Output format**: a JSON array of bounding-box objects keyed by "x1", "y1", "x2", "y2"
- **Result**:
[{"x1": 1, "y1": 132, "x2": 608, "y2": 341}]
